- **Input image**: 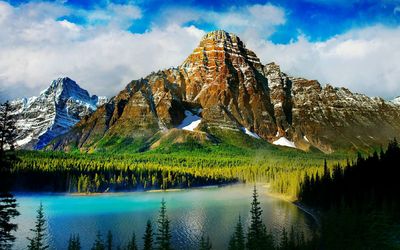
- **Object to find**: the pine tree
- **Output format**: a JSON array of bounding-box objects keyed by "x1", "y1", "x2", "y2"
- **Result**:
[
  {"x1": 126, "y1": 232, "x2": 138, "y2": 250},
  {"x1": 199, "y1": 235, "x2": 212, "y2": 250},
  {"x1": 91, "y1": 231, "x2": 105, "y2": 250},
  {"x1": 234, "y1": 215, "x2": 245, "y2": 250},
  {"x1": 228, "y1": 215, "x2": 245, "y2": 250},
  {"x1": 106, "y1": 230, "x2": 113, "y2": 250},
  {"x1": 228, "y1": 235, "x2": 237, "y2": 250},
  {"x1": 67, "y1": 234, "x2": 81, "y2": 250},
  {"x1": 27, "y1": 203, "x2": 49, "y2": 250},
  {"x1": 155, "y1": 199, "x2": 172, "y2": 250},
  {"x1": 0, "y1": 101, "x2": 16, "y2": 154},
  {"x1": 143, "y1": 220, "x2": 154, "y2": 250},
  {"x1": 246, "y1": 186, "x2": 273, "y2": 250},
  {"x1": 0, "y1": 192, "x2": 20, "y2": 250}
]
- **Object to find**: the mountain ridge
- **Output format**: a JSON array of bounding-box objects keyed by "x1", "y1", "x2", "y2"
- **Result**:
[{"x1": 48, "y1": 30, "x2": 400, "y2": 153}]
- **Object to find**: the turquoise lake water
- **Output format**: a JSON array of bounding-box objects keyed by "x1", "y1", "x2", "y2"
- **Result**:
[{"x1": 13, "y1": 184, "x2": 315, "y2": 249}]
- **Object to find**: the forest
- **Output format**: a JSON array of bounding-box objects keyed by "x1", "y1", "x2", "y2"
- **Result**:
[
  {"x1": 298, "y1": 139, "x2": 400, "y2": 249},
  {"x1": 4, "y1": 147, "x2": 350, "y2": 199},
  {"x1": 15, "y1": 139, "x2": 396, "y2": 250}
]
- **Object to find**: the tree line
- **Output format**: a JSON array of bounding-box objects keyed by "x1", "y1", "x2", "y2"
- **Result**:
[
  {"x1": 8, "y1": 149, "x2": 348, "y2": 199},
  {"x1": 298, "y1": 139, "x2": 400, "y2": 249}
]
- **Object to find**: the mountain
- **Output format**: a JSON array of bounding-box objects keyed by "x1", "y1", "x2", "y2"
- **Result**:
[
  {"x1": 10, "y1": 77, "x2": 107, "y2": 149},
  {"x1": 48, "y1": 30, "x2": 400, "y2": 153},
  {"x1": 392, "y1": 97, "x2": 400, "y2": 106}
]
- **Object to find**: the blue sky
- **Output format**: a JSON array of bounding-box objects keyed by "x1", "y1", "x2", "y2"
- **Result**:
[
  {"x1": 6, "y1": 0, "x2": 399, "y2": 43},
  {"x1": 1, "y1": 0, "x2": 400, "y2": 100}
]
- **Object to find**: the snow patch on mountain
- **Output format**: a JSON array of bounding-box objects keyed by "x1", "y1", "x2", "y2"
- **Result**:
[
  {"x1": 273, "y1": 137, "x2": 297, "y2": 148},
  {"x1": 177, "y1": 110, "x2": 202, "y2": 131},
  {"x1": 391, "y1": 96, "x2": 400, "y2": 105},
  {"x1": 16, "y1": 136, "x2": 33, "y2": 147},
  {"x1": 241, "y1": 127, "x2": 261, "y2": 139}
]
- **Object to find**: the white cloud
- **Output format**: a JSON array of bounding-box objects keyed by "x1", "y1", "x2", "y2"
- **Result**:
[
  {"x1": 247, "y1": 25, "x2": 400, "y2": 99},
  {"x1": 156, "y1": 3, "x2": 286, "y2": 40},
  {"x1": 0, "y1": 1, "x2": 399, "y2": 102},
  {"x1": 214, "y1": 4, "x2": 286, "y2": 40},
  {"x1": 0, "y1": 1, "x2": 204, "y2": 101}
]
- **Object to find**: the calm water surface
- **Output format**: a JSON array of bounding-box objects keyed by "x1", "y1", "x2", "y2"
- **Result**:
[{"x1": 13, "y1": 184, "x2": 315, "y2": 249}]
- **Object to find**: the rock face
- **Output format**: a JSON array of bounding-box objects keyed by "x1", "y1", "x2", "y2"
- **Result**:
[
  {"x1": 10, "y1": 77, "x2": 107, "y2": 149},
  {"x1": 49, "y1": 31, "x2": 400, "y2": 153}
]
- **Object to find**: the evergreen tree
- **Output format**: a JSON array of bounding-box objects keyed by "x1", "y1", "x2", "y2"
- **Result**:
[
  {"x1": 234, "y1": 216, "x2": 245, "y2": 250},
  {"x1": 228, "y1": 216, "x2": 245, "y2": 250},
  {"x1": 228, "y1": 235, "x2": 237, "y2": 250},
  {"x1": 91, "y1": 231, "x2": 105, "y2": 250},
  {"x1": 126, "y1": 232, "x2": 138, "y2": 250},
  {"x1": 143, "y1": 220, "x2": 154, "y2": 250},
  {"x1": 0, "y1": 192, "x2": 20, "y2": 250},
  {"x1": 0, "y1": 101, "x2": 16, "y2": 154},
  {"x1": 106, "y1": 230, "x2": 113, "y2": 250},
  {"x1": 155, "y1": 199, "x2": 172, "y2": 250},
  {"x1": 199, "y1": 235, "x2": 212, "y2": 250},
  {"x1": 67, "y1": 234, "x2": 81, "y2": 250},
  {"x1": 27, "y1": 203, "x2": 49, "y2": 250},
  {"x1": 246, "y1": 186, "x2": 273, "y2": 250}
]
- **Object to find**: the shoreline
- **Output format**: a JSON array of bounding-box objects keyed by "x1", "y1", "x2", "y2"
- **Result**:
[
  {"x1": 12, "y1": 183, "x2": 235, "y2": 197},
  {"x1": 292, "y1": 201, "x2": 321, "y2": 228},
  {"x1": 262, "y1": 184, "x2": 321, "y2": 228}
]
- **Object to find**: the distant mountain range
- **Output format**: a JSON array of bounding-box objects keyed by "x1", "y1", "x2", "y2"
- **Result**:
[
  {"x1": 10, "y1": 77, "x2": 107, "y2": 149},
  {"x1": 12, "y1": 30, "x2": 400, "y2": 153}
]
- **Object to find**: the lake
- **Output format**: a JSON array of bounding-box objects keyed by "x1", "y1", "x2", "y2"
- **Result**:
[{"x1": 13, "y1": 184, "x2": 315, "y2": 249}]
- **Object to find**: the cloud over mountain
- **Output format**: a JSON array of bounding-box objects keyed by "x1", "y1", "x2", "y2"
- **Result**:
[{"x1": 0, "y1": 0, "x2": 400, "y2": 101}]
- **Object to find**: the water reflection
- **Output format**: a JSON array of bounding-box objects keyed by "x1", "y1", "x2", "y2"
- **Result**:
[{"x1": 13, "y1": 185, "x2": 315, "y2": 249}]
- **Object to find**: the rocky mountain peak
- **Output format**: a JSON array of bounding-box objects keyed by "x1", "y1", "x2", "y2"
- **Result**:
[
  {"x1": 182, "y1": 30, "x2": 261, "y2": 70},
  {"x1": 10, "y1": 77, "x2": 107, "y2": 149},
  {"x1": 199, "y1": 30, "x2": 241, "y2": 44},
  {"x1": 49, "y1": 76, "x2": 77, "y2": 88},
  {"x1": 45, "y1": 77, "x2": 77, "y2": 94},
  {"x1": 42, "y1": 77, "x2": 98, "y2": 105}
]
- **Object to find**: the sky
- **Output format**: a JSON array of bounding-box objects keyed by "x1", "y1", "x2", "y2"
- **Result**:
[{"x1": 1, "y1": 0, "x2": 400, "y2": 101}]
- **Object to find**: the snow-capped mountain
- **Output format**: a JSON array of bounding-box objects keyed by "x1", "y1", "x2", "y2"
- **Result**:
[{"x1": 10, "y1": 77, "x2": 107, "y2": 149}]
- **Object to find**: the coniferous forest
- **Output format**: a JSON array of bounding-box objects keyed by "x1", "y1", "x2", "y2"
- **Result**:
[
  {"x1": 5, "y1": 149, "x2": 349, "y2": 197},
  {"x1": 298, "y1": 139, "x2": 400, "y2": 249}
]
